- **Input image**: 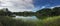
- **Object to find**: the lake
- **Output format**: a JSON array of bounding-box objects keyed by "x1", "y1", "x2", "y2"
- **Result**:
[{"x1": 13, "y1": 16, "x2": 39, "y2": 21}]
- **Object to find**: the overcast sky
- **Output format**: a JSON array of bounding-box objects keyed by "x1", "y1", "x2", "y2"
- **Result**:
[
  {"x1": 0, "y1": 0, "x2": 34, "y2": 12},
  {"x1": 0, "y1": 0, "x2": 60, "y2": 12}
]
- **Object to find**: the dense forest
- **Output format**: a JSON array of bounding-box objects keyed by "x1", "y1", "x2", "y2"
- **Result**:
[
  {"x1": 0, "y1": 7, "x2": 60, "y2": 18},
  {"x1": 36, "y1": 7, "x2": 60, "y2": 19},
  {"x1": 13, "y1": 11, "x2": 35, "y2": 16}
]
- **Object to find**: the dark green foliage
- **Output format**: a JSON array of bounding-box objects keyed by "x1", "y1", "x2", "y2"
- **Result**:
[
  {"x1": 52, "y1": 7, "x2": 60, "y2": 16},
  {"x1": 36, "y1": 7, "x2": 60, "y2": 19},
  {"x1": 36, "y1": 8, "x2": 52, "y2": 19},
  {"x1": 37, "y1": 8, "x2": 52, "y2": 16},
  {"x1": 0, "y1": 7, "x2": 60, "y2": 19},
  {"x1": 43, "y1": 18, "x2": 60, "y2": 26},
  {"x1": 0, "y1": 16, "x2": 37, "y2": 26},
  {"x1": 0, "y1": 8, "x2": 12, "y2": 16},
  {"x1": 13, "y1": 11, "x2": 35, "y2": 16}
]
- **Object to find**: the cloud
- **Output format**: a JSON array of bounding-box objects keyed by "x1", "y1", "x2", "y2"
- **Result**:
[
  {"x1": 41, "y1": 4, "x2": 50, "y2": 8},
  {"x1": 0, "y1": 0, "x2": 34, "y2": 12},
  {"x1": 41, "y1": 6, "x2": 46, "y2": 8},
  {"x1": 49, "y1": 5, "x2": 60, "y2": 9}
]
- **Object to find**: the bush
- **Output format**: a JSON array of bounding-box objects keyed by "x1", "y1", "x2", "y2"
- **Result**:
[{"x1": 0, "y1": 16, "x2": 38, "y2": 26}]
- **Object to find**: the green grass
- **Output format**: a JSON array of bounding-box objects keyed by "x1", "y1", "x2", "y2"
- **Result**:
[
  {"x1": 0, "y1": 16, "x2": 60, "y2": 26},
  {"x1": 37, "y1": 16, "x2": 60, "y2": 26}
]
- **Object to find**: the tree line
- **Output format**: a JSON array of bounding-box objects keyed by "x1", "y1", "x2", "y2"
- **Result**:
[
  {"x1": 0, "y1": 7, "x2": 60, "y2": 18},
  {"x1": 36, "y1": 7, "x2": 60, "y2": 19},
  {"x1": 13, "y1": 11, "x2": 35, "y2": 16}
]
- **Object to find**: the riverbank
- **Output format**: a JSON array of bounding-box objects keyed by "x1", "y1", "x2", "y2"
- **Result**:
[
  {"x1": 37, "y1": 16, "x2": 60, "y2": 26},
  {"x1": 0, "y1": 16, "x2": 60, "y2": 26}
]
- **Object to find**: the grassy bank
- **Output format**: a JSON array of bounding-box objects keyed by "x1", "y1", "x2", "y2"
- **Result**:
[
  {"x1": 0, "y1": 16, "x2": 60, "y2": 26},
  {"x1": 0, "y1": 16, "x2": 39, "y2": 26},
  {"x1": 37, "y1": 16, "x2": 60, "y2": 26}
]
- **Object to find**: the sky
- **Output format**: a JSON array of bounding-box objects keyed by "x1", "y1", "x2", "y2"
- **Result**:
[
  {"x1": 33, "y1": 0, "x2": 60, "y2": 12},
  {"x1": 0, "y1": 0, "x2": 60, "y2": 12}
]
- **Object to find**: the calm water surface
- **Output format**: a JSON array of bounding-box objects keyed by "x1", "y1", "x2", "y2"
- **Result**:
[{"x1": 13, "y1": 16, "x2": 39, "y2": 21}]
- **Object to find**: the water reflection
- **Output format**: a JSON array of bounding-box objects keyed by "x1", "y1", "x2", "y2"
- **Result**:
[{"x1": 13, "y1": 16, "x2": 38, "y2": 21}]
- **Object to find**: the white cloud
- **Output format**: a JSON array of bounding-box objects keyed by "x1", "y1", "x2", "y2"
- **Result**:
[
  {"x1": 50, "y1": 5, "x2": 60, "y2": 9},
  {"x1": 41, "y1": 6, "x2": 46, "y2": 8},
  {"x1": 0, "y1": 0, "x2": 34, "y2": 12}
]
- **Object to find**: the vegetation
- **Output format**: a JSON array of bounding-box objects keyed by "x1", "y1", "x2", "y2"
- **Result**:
[
  {"x1": 0, "y1": 16, "x2": 38, "y2": 26},
  {"x1": 0, "y1": 8, "x2": 12, "y2": 16},
  {"x1": 0, "y1": 7, "x2": 60, "y2": 26},
  {"x1": 36, "y1": 7, "x2": 60, "y2": 19},
  {"x1": 0, "y1": 15, "x2": 60, "y2": 26},
  {"x1": 13, "y1": 11, "x2": 35, "y2": 16},
  {"x1": 37, "y1": 16, "x2": 60, "y2": 26},
  {"x1": 1, "y1": 7, "x2": 60, "y2": 18}
]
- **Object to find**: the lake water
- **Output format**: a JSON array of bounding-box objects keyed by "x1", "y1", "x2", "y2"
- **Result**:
[{"x1": 13, "y1": 16, "x2": 39, "y2": 21}]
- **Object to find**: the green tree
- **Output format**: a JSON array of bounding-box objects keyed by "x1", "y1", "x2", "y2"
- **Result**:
[
  {"x1": 36, "y1": 8, "x2": 52, "y2": 19},
  {"x1": 52, "y1": 7, "x2": 60, "y2": 16}
]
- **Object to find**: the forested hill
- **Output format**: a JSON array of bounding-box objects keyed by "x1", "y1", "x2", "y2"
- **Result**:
[{"x1": 0, "y1": 7, "x2": 60, "y2": 17}]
